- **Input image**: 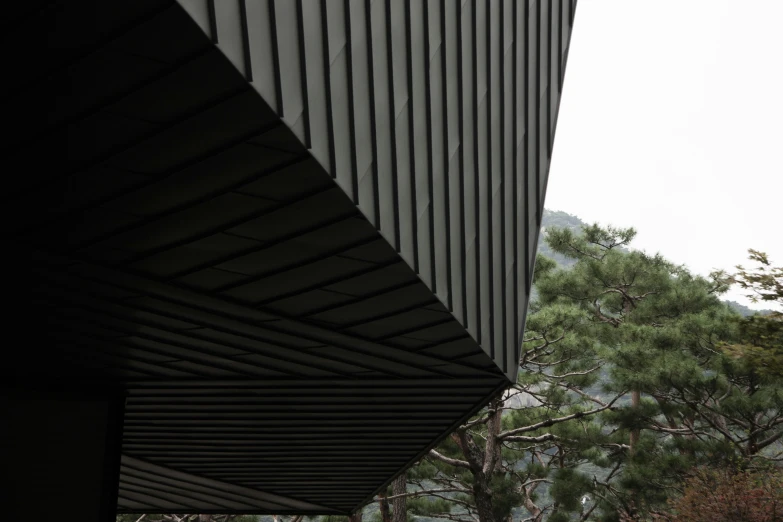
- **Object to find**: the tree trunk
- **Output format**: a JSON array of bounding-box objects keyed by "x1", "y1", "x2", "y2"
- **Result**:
[
  {"x1": 379, "y1": 493, "x2": 391, "y2": 522},
  {"x1": 473, "y1": 485, "x2": 496, "y2": 522},
  {"x1": 450, "y1": 420, "x2": 499, "y2": 522},
  {"x1": 629, "y1": 389, "x2": 641, "y2": 454},
  {"x1": 391, "y1": 473, "x2": 407, "y2": 522},
  {"x1": 483, "y1": 399, "x2": 503, "y2": 476}
]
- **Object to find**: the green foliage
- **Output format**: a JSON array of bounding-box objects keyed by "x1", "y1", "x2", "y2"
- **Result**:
[
  {"x1": 533, "y1": 229, "x2": 783, "y2": 518},
  {"x1": 404, "y1": 221, "x2": 783, "y2": 522},
  {"x1": 548, "y1": 468, "x2": 592, "y2": 512},
  {"x1": 405, "y1": 497, "x2": 452, "y2": 519},
  {"x1": 724, "y1": 300, "x2": 776, "y2": 318},
  {"x1": 720, "y1": 250, "x2": 783, "y2": 376},
  {"x1": 538, "y1": 209, "x2": 603, "y2": 268},
  {"x1": 489, "y1": 475, "x2": 525, "y2": 521},
  {"x1": 734, "y1": 250, "x2": 783, "y2": 305}
]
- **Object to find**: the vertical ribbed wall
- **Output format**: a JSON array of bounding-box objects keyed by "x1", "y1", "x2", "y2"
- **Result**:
[{"x1": 176, "y1": 0, "x2": 577, "y2": 380}]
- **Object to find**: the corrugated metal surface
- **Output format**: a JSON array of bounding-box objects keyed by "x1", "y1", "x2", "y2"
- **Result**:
[
  {"x1": 181, "y1": 0, "x2": 577, "y2": 378},
  {"x1": 3, "y1": 0, "x2": 577, "y2": 514},
  {"x1": 119, "y1": 455, "x2": 337, "y2": 513}
]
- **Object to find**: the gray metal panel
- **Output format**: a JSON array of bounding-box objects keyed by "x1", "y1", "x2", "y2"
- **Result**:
[
  {"x1": 369, "y1": 0, "x2": 398, "y2": 248},
  {"x1": 475, "y1": 0, "x2": 490, "y2": 352},
  {"x1": 489, "y1": 0, "x2": 503, "y2": 370},
  {"x1": 526, "y1": 0, "x2": 540, "y2": 307},
  {"x1": 444, "y1": 0, "x2": 462, "y2": 322},
  {"x1": 272, "y1": 0, "x2": 306, "y2": 134},
  {"x1": 538, "y1": 1, "x2": 551, "y2": 208},
  {"x1": 461, "y1": 0, "x2": 479, "y2": 343},
  {"x1": 242, "y1": 0, "x2": 276, "y2": 113},
  {"x1": 409, "y1": 0, "x2": 432, "y2": 289},
  {"x1": 190, "y1": 0, "x2": 577, "y2": 380},
  {"x1": 551, "y1": 0, "x2": 562, "y2": 118},
  {"x1": 514, "y1": 0, "x2": 527, "y2": 378},
  {"x1": 390, "y1": 0, "x2": 416, "y2": 270},
  {"x1": 428, "y1": 0, "x2": 448, "y2": 305},
  {"x1": 300, "y1": 2, "x2": 331, "y2": 172},
  {"x1": 502, "y1": 0, "x2": 515, "y2": 376},
  {"x1": 326, "y1": 2, "x2": 356, "y2": 203},
  {"x1": 213, "y1": 0, "x2": 247, "y2": 78},
  {"x1": 348, "y1": 0, "x2": 378, "y2": 227},
  {"x1": 176, "y1": 0, "x2": 212, "y2": 38}
]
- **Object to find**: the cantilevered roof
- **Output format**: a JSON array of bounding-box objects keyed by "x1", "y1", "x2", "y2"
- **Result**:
[{"x1": 4, "y1": 0, "x2": 576, "y2": 514}]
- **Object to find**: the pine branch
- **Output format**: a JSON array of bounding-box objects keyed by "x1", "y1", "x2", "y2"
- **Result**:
[
  {"x1": 545, "y1": 364, "x2": 603, "y2": 379},
  {"x1": 415, "y1": 512, "x2": 477, "y2": 522},
  {"x1": 754, "y1": 427, "x2": 783, "y2": 452},
  {"x1": 383, "y1": 487, "x2": 472, "y2": 500},
  {"x1": 461, "y1": 414, "x2": 492, "y2": 429},
  {"x1": 502, "y1": 433, "x2": 569, "y2": 444},
  {"x1": 520, "y1": 333, "x2": 566, "y2": 366},
  {"x1": 428, "y1": 449, "x2": 471, "y2": 469},
  {"x1": 498, "y1": 397, "x2": 620, "y2": 440},
  {"x1": 557, "y1": 381, "x2": 617, "y2": 407},
  {"x1": 423, "y1": 492, "x2": 477, "y2": 512}
]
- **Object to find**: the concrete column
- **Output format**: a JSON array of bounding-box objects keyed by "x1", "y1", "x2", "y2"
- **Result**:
[{"x1": 2, "y1": 388, "x2": 125, "y2": 522}]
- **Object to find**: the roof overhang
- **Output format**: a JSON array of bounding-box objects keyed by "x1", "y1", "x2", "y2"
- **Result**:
[{"x1": 4, "y1": 0, "x2": 577, "y2": 513}]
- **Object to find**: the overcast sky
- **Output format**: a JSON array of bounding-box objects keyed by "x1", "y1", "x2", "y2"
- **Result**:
[{"x1": 546, "y1": 0, "x2": 783, "y2": 310}]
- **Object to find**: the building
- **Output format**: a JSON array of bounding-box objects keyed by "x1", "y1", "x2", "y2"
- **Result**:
[{"x1": 3, "y1": 0, "x2": 577, "y2": 519}]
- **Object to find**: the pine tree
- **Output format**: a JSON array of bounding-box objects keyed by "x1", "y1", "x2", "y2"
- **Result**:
[
  {"x1": 719, "y1": 250, "x2": 783, "y2": 376},
  {"x1": 394, "y1": 224, "x2": 783, "y2": 521},
  {"x1": 539, "y1": 226, "x2": 783, "y2": 518}
]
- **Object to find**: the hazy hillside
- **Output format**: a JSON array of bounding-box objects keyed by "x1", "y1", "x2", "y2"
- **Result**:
[
  {"x1": 538, "y1": 209, "x2": 773, "y2": 317},
  {"x1": 724, "y1": 300, "x2": 775, "y2": 317},
  {"x1": 538, "y1": 209, "x2": 586, "y2": 267}
]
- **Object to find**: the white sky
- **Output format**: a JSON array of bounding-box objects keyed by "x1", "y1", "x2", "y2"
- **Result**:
[{"x1": 546, "y1": 0, "x2": 783, "y2": 310}]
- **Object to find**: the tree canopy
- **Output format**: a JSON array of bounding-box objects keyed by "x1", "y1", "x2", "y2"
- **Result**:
[
  {"x1": 719, "y1": 251, "x2": 783, "y2": 377},
  {"x1": 387, "y1": 224, "x2": 783, "y2": 522},
  {"x1": 116, "y1": 225, "x2": 783, "y2": 522}
]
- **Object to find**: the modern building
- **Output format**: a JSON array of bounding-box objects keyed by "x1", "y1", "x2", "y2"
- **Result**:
[{"x1": 3, "y1": 0, "x2": 577, "y2": 519}]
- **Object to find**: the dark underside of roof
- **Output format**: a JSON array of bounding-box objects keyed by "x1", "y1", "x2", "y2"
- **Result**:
[{"x1": 3, "y1": 1, "x2": 514, "y2": 514}]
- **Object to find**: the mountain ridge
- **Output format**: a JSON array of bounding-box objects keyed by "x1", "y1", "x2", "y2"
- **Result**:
[{"x1": 539, "y1": 209, "x2": 775, "y2": 317}]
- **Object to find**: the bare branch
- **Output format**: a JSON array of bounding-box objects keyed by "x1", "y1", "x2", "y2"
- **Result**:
[
  {"x1": 383, "y1": 487, "x2": 472, "y2": 500},
  {"x1": 499, "y1": 396, "x2": 620, "y2": 440},
  {"x1": 545, "y1": 364, "x2": 603, "y2": 379},
  {"x1": 428, "y1": 449, "x2": 471, "y2": 469}
]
